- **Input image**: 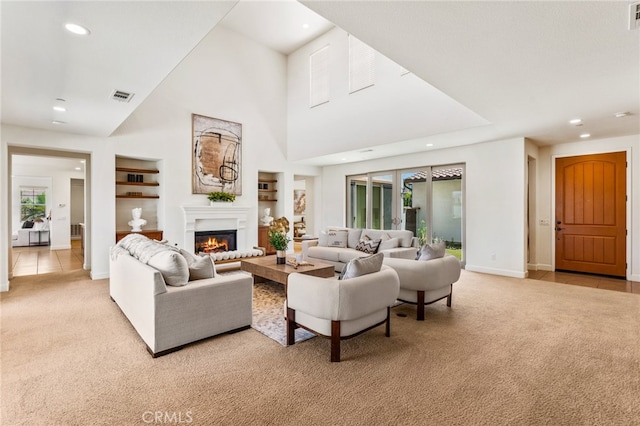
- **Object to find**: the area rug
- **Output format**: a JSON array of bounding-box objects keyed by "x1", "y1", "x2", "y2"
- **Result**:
[{"x1": 251, "y1": 280, "x2": 316, "y2": 346}]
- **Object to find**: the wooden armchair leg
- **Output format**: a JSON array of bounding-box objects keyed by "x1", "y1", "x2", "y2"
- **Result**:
[
  {"x1": 385, "y1": 306, "x2": 391, "y2": 337},
  {"x1": 416, "y1": 290, "x2": 425, "y2": 321},
  {"x1": 331, "y1": 320, "x2": 341, "y2": 362},
  {"x1": 286, "y1": 307, "x2": 296, "y2": 346}
]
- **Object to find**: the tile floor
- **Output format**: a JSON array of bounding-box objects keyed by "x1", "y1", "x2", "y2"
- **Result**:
[
  {"x1": 527, "y1": 269, "x2": 639, "y2": 294},
  {"x1": 11, "y1": 239, "x2": 84, "y2": 277}
]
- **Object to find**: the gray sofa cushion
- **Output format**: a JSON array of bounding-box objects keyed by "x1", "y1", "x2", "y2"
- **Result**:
[{"x1": 147, "y1": 250, "x2": 190, "y2": 286}]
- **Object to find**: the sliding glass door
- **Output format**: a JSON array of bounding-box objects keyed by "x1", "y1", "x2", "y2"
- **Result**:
[{"x1": 347, "y1": 164, "x2": 465, "y2": 263}]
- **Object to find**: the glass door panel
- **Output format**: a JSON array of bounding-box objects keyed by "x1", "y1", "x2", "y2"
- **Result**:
[
  {"x1": 400, "y1": 169, "x2": 429, "y2": 240},
  {"x1": 348, "y1": 175, "x2": 367, "y2": 228},
  {"x1": 370, "y1": 173, "x2": 394, "y2": 229},
  {"x1": 431, "y1": 165, "x2": 464, "y2": 261}
]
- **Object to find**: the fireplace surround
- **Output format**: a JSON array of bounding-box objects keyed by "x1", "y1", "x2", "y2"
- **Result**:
[{"x1": 181, "y1": 205, "x2": 250, "y2": 254}]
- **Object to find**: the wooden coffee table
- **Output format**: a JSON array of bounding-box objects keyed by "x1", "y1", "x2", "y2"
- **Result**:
[{"x1": 240, "y1": 255, "x2": 334, "y2": 292}]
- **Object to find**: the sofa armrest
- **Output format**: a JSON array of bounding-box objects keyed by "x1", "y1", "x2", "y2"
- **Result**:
[
  {"x1": 381, "y1": 247, "x2": 418, "y2": 260},
  {"x1": 301, "y1": 239, "x2": 319, "y2": 259}
]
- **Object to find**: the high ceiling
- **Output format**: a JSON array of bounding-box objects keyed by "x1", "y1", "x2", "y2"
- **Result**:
[{"x1": 2, "y1": 1, "x2": 639, "y2": 166}]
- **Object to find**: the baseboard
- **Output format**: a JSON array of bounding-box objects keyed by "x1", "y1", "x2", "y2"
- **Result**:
[
  {"x1": 0, "y1": 280, "x2": 9, "y2": 292},
  {"x1": 50, "y1": 244, "x2": 71, "y2": 250},
  {"x1": 629, "y1": 273, "x2": 640, "y2": 283},
  {"x1": 527, "y1": 263, "x2": 553, "y2": 272},
  {"x1": 90, "y1": 271, "x2": 109, "y2": 280},
  {"x1": 465, "y1": 264, "x2": 527, "y2": 279}
]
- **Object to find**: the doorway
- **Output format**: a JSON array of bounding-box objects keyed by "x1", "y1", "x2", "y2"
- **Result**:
[
  {"x1": 8, "y1": 147, "x2": 91, "y2": 278},
  {"x1": 555, "y1": 152, "x2": 626, "y2": 277}
]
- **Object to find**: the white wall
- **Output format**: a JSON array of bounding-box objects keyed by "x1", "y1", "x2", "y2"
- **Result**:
[
  {"x1": 535, "y1": 134, "x2": 640, "y2": 281},
  {"x1": 287, "y1": 27, "x2": 488, "y2": 162},
  {"x1": 1, "y1": 25, "x2": 321, "y2": 287},
  {"x1": 320, "y1": 137, "x2": 528, "y2": 278}
]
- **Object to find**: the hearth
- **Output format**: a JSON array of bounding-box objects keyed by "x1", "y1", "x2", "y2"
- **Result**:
[{"x1": 195, "y1": 230, "x2": 237, "y2": 254}]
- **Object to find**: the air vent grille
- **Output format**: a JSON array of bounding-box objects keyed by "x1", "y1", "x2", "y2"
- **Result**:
[
  {"x1": 630, "y1": 1, "x2": 640, "y2": 30},
  {"x1": 111, "y1": 90, "x2": 134, "y2": 103}
]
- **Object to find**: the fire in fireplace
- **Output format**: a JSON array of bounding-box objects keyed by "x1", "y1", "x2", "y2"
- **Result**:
[{"x1": 194, "y1": 230, "x2": 237, "y2": 254}]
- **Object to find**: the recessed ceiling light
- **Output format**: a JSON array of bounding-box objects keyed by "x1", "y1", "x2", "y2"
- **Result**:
[
  {"x1": 53, "y1": 106, "x2": 66, "y2": 112},
  {"x1": 580, "y1": 133, "x2": 591, "y2": 138},
  {"x1": 302, "y1": 23, "x2": 310, "y2": 29},
  {"x1": 569, "y1": 118, "x2": 582, "y2": 125},
  {"x1": 341, "y1": 158, "x2": 347, "y2": 161},
  {"x1": 74, "y1": 167, "x2": 81, "y2": 171},
  {"x1": 426, "y1": 143, "x2": 434, "y2": 147},
  {"x1": 80, "y1": 160, "x2": 86, "y2": 163},
  {"x1": 52, "y1": 120, "x2": 66, "y2": 125},
  {"x1": 614, "y1": 112, "x2": 630, "y2": 118},
  {"x1": 65, "y1": 23, "x2": 90, "y2": 36}
]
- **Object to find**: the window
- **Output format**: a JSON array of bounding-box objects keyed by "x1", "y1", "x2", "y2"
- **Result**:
[
  {"x1": 20, "y1": 187, "x2": 47, "y2": 221},
  {"x1": 349, "y1": 35, "x2": 375, "y2": 93},
  {"x1": 309, "y1": 45, "x2": 330, "y2": 107}
]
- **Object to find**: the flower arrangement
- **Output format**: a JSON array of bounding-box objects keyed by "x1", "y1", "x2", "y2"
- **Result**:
[{"x1": 207, "y1": 192, "x2": 236, "y2": 202}]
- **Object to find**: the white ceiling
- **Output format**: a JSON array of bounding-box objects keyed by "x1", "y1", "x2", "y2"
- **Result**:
[{"x1": 2, "y1": 1, "x2": 639, "y2": 167}]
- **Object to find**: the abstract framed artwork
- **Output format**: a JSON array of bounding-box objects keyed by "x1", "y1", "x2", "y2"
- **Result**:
[
  {"x1": 192, "y1": 114, "x2": 242, "y2": 195},
  {"x1": 294, "y1": 189, "x2": 306, "y2": 215}
]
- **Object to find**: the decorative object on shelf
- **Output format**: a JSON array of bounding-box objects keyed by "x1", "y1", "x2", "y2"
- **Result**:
[
  {"x1": 268, "y1": 217, "x2": 291, "y2": 264},
  {"x1": 294, "y1": 189, "x2": 306, "y2": 215},
  {"x1": 260, "y1": 208, "x2": 274, "y2": 226},
  {"x1": 207, "y1": 191, "x2": 236, "y2": 206},
  {"x1": 192, "y1": 113, "x2": 242, "y2": 196},
  {"x1": 128, "y1": 208, "x2": 147, "y2": 232}
]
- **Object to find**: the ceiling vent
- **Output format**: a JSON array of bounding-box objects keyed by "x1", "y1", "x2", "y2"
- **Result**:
[
  {"x1": 630, "y1": 1, "x2": 640, "y2": 30},
  {"x1": 111, "y1": 90, "x2": 134, "y2": 103}
]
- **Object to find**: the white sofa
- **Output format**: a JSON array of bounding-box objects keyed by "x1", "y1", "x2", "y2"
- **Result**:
[
  {"x1": 12, "y1": 221, "x2": 50, "y2": 247},
  {"x1": 109, "y1": 242, "x2": 253, "y2": 357},
  {"x1": 302, "y1": 227, "x2": 419, "y2": 272}
]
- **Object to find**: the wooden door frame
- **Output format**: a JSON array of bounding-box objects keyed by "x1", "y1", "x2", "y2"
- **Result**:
[{"x1": 551, "y1": 149, "x2": 630, "y2": 278}]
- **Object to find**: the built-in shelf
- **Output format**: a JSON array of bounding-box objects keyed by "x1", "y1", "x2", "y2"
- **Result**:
[
  {"x1": 116, "y1": 195, "x2": 160, "y2": 199},
  {"x1": 116, "y1": 181, "x2": 160, "y2": 187},
  {"x1": 115, "y1": 167, "x2": 159, "y2": 174}
]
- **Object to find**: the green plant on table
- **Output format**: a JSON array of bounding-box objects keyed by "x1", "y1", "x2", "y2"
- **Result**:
[{"x1": 268, "y1": 228, "x2": 291, "y2": 251}]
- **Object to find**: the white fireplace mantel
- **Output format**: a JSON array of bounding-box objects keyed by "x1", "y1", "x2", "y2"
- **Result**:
[{"x1": 181, "y1": 205, "x2": 251, "y2": 252}]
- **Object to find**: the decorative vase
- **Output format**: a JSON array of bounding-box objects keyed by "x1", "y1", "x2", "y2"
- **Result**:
[{"x1": 276, "y1": 250, "x2": 286, "y2": 264}]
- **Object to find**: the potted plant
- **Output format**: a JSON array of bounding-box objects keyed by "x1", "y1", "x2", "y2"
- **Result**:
[
  {"x1": 268, "y1": 228, "x2": 291, "y2": 264},
  {"x1": 207, "y1": 191, "x2": 236, "y2": 205}
]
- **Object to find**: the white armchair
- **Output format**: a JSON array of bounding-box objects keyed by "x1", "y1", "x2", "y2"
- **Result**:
[
  {"x1": 286, "y1": 265, "x2": 400, "y2": 362},
  {"x1": 383, "y1": 255, "x2": 461, "y2": 321}
]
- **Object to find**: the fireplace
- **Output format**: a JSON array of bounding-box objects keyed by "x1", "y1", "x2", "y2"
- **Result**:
[{"x1": 195, "y1": 230, "x2": 237, "y2": 254}]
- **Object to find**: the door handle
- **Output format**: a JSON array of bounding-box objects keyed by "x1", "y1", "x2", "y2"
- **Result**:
[{"x1": 556, "y1": 227, "x2": 565, "y2": 231}]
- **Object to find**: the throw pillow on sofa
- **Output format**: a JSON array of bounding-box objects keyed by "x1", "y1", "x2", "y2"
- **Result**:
[
  {"x1": 147, "y1": 250, "x2": 190, "y2": 286},
  {"x1": 355, "y1": 236, "x2": 381, "y2": 254},
  {"x1": 417, "y1": 241, "x2": 446, "y2": 261},
  {"x1": 340, "y1": 252, "x2": 384, "y2": 280},
  {"x1": 179, "y1": 249, "x2": 216, "y2": 280},
  {"x1": 378, "y1": 237, "x2": 399, "y2": 251},
  {"x1": 319, "y1": 230, "x2": 348, "y2": 248}
]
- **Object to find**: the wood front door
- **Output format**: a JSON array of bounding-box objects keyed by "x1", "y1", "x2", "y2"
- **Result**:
[{"x1": 555, "y1": 152, "x2": 626, "y2": 277}]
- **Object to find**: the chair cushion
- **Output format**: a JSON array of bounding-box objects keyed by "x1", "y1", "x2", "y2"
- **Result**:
[
  {"x1": 340, "y1": 252, "x2": 384, "y2": 280},
  {"x1": 417, "y1": 241, "x2": 446, "y2": 260}
]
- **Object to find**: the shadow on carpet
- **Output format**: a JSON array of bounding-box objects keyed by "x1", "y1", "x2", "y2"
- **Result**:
[{"x1": 252, "y1": 280, "x2": 315, "y2": 346}]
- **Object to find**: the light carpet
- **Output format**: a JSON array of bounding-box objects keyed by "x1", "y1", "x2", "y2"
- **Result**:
[{"x1": 2, "y1": 269, "x2": 639, "y2": 425}]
